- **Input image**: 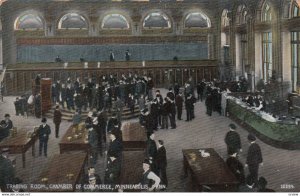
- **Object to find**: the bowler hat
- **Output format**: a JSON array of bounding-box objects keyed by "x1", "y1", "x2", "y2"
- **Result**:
[
  {"x1": 248, "y1": 133, "x2": 256, "y2": 141},
  {"x1": 143, "y1": 159, "x2": 151, "y2": 165},
  {"x1": 4, "y1": 114, "x2": 10, "y2": 118},
  {"x1": 41, "y1": 118, "x2": 47, "y2": 123},
  {"x1": 229, "y1": 123, "x2": 236, "y2": 130}
]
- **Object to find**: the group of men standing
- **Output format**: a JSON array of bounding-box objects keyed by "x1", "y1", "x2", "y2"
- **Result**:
[
  {"x1": 224, "y1": 123, "x2": 273, "y2": 192},
  {"x1": 50, "y1": 73, "x2": 154, "y2": 113}
]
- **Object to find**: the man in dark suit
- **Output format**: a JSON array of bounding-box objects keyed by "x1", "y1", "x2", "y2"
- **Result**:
[
  {"x1": 238, "y1": 175, "x2": 257, "y2": 192},
  {"x1": 110, "y1": 50, "x2": 115, "y2": 62},
  {"x1": 226, "y1": 151, "x2": 245, "y2": 184},
  {"x1": 175, "y1": 92, "x2": 184, "y2": 120},
  {"x1": 82, "y1": 167, "x2": 102, "y2": 188},
  {"x1": 140, "y1": 108, "x2": 154, "y2": 138},
  {"x1": 107, "y1": 131, "x2": 123, "y2": 159},
  {"x1": 257, "y1": 177, "x2": 275, "y2": 192},
  {"x1": 104, "y1": 151, "x2": 121, "y2": 191},
  {"x1": 0, "y1": 148, "x2": 16, "y2": 192},
  {"x1": 147, "y1": 132, "x2": 158, "y2": 173},
  {"x1": 245, "y1": 134, "x2": 263, "y2": 184},
  {"x1": 0, "y1": 120, "x2": 9, "y2": 142},
  {"x1": 156, "y1": 140, "x2": 168, "y2": 189},
  {"x1": 173, "y1": 82, "x2": 180, "y2": 97},
  {"x1": 205, "y1": 93, "x2": 213, "y2": 116},
  {"x1": 87, "y1": 123, "x2": 98, "y2": 166},
  {"x1": 53, "y1": 105, "x2": 62, "y2": 138},
  {"x1": 225, "y1": 124, "x2": 242, "y2": 155},
  {"x1": 38, "y1": 118, "x2": 51, "y2": 157},
  {"x1": 166, "y1": 88, "x2": 175, "y2": 102},
  {"x1": 4, "y1": 114, "x2": 13, "y2": 130},
  {"x1": 168, "y1": 98, "x2": 176, "y2": 129},
  {"x1": 185, "y1": 94, "x2": 193, "y2": 121}
]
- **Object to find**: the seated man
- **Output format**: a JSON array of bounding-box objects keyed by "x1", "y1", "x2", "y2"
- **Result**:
[
  {"x1": 238, "y1": 175, "x2": 257, "y2": 192},
  {"x1": 257, "y1": 177, "x2": 275, "y2": 192},
  {"x1": 226, "y1": 150, "x2": 245, "y2": 184},
  {"x1": 0, "y1": 148, "x2": 16, "y2": 192},
  {"x1": 0, "y1": 120, "x2": 9, "y2": 142}
]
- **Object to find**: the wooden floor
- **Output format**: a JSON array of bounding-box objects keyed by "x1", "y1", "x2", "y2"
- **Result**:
[{"x1": 0, "y1": 89, "x2": 300, "y2": 192}]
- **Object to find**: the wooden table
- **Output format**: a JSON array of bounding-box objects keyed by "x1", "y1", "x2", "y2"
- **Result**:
[
  {"x1": 31, "y1": 152, "x2": 87, "y2": 192},
  {"x1": 119, "y1": 150, "x2": 145, "y2": 191},
  {"x1": 59, "y1": 124, "x2": 90, "y2": 154},
  {"x1": 182, "y1": 148, "x2": 239, "y2": 192},
  {"x1": 122, "y1": 123, "x2": 147, "y2": 151},
  {"x1": 0, "y1": 128, "x2": 39, "y2": 168}
]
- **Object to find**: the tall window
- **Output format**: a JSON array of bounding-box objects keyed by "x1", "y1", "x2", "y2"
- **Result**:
[
  {"x1": 292, "y1": 2, "x2": 300, "y2": 17},
  {"x1": 291, "y1": 32, "x2": 300, "y2": 91},
  {"x1": 262, "y1": 3, "x2": 272, "y2": 22},
  {"x1": 262, "y1": 32, "x2": 272, "y2": 81},
  {"x1": 241, "y1": 34, "x2": 248, "y2": 74}
]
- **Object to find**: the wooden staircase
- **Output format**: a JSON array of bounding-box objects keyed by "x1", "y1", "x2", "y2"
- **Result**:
[{"x1": 45, "y1": 105, "x2": 140, "y2": 121}]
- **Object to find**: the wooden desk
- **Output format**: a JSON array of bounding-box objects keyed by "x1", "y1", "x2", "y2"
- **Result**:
[
  {"x1": 32, "y1": 152, "x2": 87, "y2": 192},
  {"x1": 122, "y1": 123, "x2": 147, "y2": 151},
  {"x1": 59, "y1": 124, "x2": 90, "y2": 154},
  {"x1": 182, "y1": 148, "x2": 239, "y2": 192},
  {"x1": 119, "y1": 150, "x2": 145, "y2": 191},
  {"x1": 0, "y1": 128, "x2": 38, "y2": 168}
]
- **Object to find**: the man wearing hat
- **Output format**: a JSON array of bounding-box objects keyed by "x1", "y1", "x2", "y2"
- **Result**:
[
  {"x1": 175, "y1": 92, "x2": 184, "y2": 120},
  {"x1": 107, "y1": 113, "x2": 120, "y2": 134},
  {"x1": 37, "y1": 118, "x2": 51, "y2": 157},
  {"x1": 147, "y1": 133, "x2": 158, "y2": 174},
  {"x1": 92, "y1": 118, "x2": 103, "y2": 157},
  {"x1": 0, "y1": 120, "x2": 9, "y2": 142},
  {"x1": 226, "y1": 151, "x2": 245, "y2": 184},
  {"x1": 140, "y1": 108, "x2": 154, "y2": 139},
  {"x1": 225, "y1": 123, "x2": 242, "y2": 155},
  {"x1": 185, "y1": 94, "x2": 193, "y2": 121},
  {"x1": 82, "y1": 167, "x2": 102, "y2": 190},
  {"x1": 238, "y1": 175, "x2": 257, "y2": 192},
  {"x1": 53, "y1": 105, "x2": 62, "y2": 138},
  {"x1": 245, "y1": 134, "x2": 263, "y2": 184},
  {"x1": 156, "y1": 140, "x2": 168, "y2": 189},
  {"x1": 104, "y1": 151, "x2": 121, "y2": 191},
  {"x1": 4, "y1": 114, "x2": 13, "y2": 131},
  {"x1": 257, "y1": 177, "x2": 274, "y2": 192},
  {"x1": 140, "y1": 159, "x2": 161, "y2": 192},
  {"x1": 107, "y1": 131, "x2": 123, "y2": 159},
  {"x1": 0, "y1": 148, "x2": 16, "y2": 192},
  {"x1": 86, "y1": 123, "x2": 98, "y2": 165}
]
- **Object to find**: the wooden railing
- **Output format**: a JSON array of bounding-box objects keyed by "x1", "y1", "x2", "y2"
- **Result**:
[{"x1": 4, "y1": 60, "x2": 218, "y2": 95}]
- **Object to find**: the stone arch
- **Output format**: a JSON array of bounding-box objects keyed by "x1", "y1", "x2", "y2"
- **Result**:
[
  {"x1": 183, "y1": 11, "x2": 211, "y2": 28},
  {"x1": 141, "y1": 10, "x2": 172, "y2": 29},
  {"x1": 57, "y1": 12, "x2": 89, "y2": 29},
  {"x1": 14, "y1": 10, "x2": 45, "y2": 30}
]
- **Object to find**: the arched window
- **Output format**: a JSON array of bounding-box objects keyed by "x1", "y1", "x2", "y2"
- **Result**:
[
  {"x1": 262, "y1": 2, "x2": 272, "y2": 22},
  {"x1": 292, "y1": 1, "x2": 300, "y2": 17},
  {"x1": 58, "y1": 13, "x2": 88, "y2": 29},
  {"x1": 184, "y1": 12, "x2": 211, "y2": 28},
  {"x1": 102, "y1": 14, "x2": 130, "y2": 29},
  {"x1": 15, "y1": 14, "x2": 44, "y2": 30},
  {"x1": 143, "y1": 12, "x2": 171, "y2": 28},
  {"x1": 236, "y1": 5, "x2": 248, "y2": 25},
  {"x1": 221, "y1": 9, "x2": 230, "y2": 28}
]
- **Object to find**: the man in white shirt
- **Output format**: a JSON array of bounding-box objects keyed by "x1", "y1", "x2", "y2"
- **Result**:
[{"x1": 140, "y1": 159, "x2": 161, "y2": 192}]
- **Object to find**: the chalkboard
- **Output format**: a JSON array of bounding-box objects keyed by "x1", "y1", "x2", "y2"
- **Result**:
[{"x1": 17, "y1": 43, "x2": 208, "y2": 63}]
